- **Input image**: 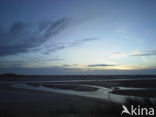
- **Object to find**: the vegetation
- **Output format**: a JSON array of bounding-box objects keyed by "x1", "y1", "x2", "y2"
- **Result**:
[
  {"x1": 0, "y1": 98, "x2": 155, "y2": 117},
  {"x1": 48, "y1": 98, "x2": 156, "y2": 117}
]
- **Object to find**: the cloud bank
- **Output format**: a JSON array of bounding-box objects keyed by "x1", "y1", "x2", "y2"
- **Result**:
[
  {"x1": 0, "y1": 18, "x2": 68, "y2": 56},
  {"x1": 131, "y1": 51, "x2": 156, "y2": 56},
  {"x1": 0, "y1": 67, "x2": 156, "y2": 75},
  {"x1": 0, "y1": 18, "x2": 98, "y2": 57},
  {"x1": 88, "y1": 64, "x2": 117, "y2": 67},
  {"x1": 115, "y1": 50, "x2": 156, "y2": 57}
]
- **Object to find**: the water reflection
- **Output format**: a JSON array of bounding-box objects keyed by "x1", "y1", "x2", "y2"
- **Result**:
[{"x1": 12, "y1": 83, "x2": 145, "y2": 103}]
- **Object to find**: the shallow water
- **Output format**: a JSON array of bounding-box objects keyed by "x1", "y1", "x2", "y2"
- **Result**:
[
  {"x1": 1, "y1": 78, "x2": 156, "y2": 103},
  {"x1": 119, "y1": 87, "x2": 156, "y2": 91},
  {"x1": 11, "y1": 83, "x2": 147, "y2": 103}
]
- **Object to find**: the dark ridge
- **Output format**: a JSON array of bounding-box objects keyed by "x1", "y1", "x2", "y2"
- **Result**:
[
  {"x1": 0, "y1": 73, "x2": 23, "y2": 78},
  {"x1": 0, "y1": 73, "x2": 156, "y2": 79}
]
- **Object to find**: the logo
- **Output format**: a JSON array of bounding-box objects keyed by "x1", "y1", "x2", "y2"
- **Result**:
[
  {"x1": 121, "y1": 105, "x2": 131, "y2": 115},
  {"x1": 121, "y1": 105, "x2": 155, "y2": 116}
]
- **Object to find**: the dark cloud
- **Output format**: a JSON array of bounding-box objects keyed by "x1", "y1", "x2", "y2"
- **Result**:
[
  {"x1": 131, "y1": 51, "x2": 156, "y2": 56},
  {"x1": 115, "y1": 50, "x2": 156, "y2": 57},
  {"x1": 0, "y1": 18, "x2": 98, "y2": 56},
  {"x1": 69, "y1": 37, "x2": 98, "y2": 47},
  {"x1": 0, "y1": 57, "x2": 63, "y2": 68},
  {"x1": 0, "y1": 61, "x2": 26, "y2": 68},
  {"x1": 0, "y1": 18, "x2": 68, "y2": 56},
  {"x1": 41, "y1": 37, "x2": 98, "y2": 55},
  {"x1": 88, "y1": 64, "x2": 117, "y2": 67},
  {"x1": 62, "y1": 64, "x2": 78, "y2": 67},
  {"x1": 78, "y1": 37, "x2": 98, "y2": 42},
  {"x1": 89, "y1": 68, "x2": 156, "y2": 75}
]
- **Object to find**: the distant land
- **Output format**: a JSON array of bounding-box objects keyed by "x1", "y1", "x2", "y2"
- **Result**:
[{"x1": 0, "y1": 73, "x2": 156, "y2": 79}]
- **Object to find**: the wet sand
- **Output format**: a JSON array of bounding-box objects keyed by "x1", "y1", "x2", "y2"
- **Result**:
[
  {"x1": 0, "y1": 85, "x2": 107, "y2": 117},
  {"x1": 1, "y1": 76, "x2": 156, "y2": 117},
  {"x1": 111, "y1": 90, "x2": 156, "y2": 98},
  {"x1": 43, "y1": 84, "x2": 98, "y2": 91}
]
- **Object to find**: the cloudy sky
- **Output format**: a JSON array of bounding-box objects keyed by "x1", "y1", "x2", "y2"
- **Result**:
[{"x1": 0, "y1": 0, "x2": 156, "y2": 75}]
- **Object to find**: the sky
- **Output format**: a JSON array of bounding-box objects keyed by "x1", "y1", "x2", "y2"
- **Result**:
[{"x1": 0, "y1": 0, "x2": 156, "y2": 75}]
